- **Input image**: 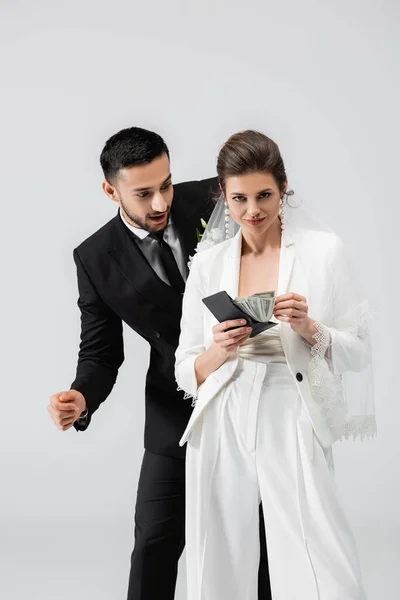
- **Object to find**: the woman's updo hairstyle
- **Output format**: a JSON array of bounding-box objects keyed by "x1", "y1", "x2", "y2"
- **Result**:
[{"x1": 217, "y1": 130, "x2": 293, "y2": 198}]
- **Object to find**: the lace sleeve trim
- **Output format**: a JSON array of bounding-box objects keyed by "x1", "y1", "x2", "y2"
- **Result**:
[
  {"x1": 311, "y1": 321, "x2": 331, "y2": 359},
  {"x1": 177, "y1": 386, "x2": 197, "y2": 407},
  {"x1": 306, "y1": 321, "x2": 344, "y2": 432}
]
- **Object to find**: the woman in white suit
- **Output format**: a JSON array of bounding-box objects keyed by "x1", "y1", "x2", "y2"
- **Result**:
[{"x1": 175, "y1": 131, "x2": 375, "y2": 600}]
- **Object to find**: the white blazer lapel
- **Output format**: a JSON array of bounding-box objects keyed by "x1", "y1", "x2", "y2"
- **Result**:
[
  {"x1": 278, "y1": 217, "x2": 309, "y2": 299},
  {"x1": 219, "y1": 228, "x2": 242, "y2": 299},
  {"x1": 277, "y1": 218, "x2": 310, "y2": 362},
  {"x1": 277, "y1": 221, "x2": 295, "y2": 296}
]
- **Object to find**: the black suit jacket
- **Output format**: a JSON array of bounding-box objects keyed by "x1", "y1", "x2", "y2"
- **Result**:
[{"x1": 71, "y1": 177, "x2": 218, "y2": 458}]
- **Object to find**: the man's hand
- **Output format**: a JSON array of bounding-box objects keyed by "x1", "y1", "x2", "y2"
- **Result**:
[{"x1": 47, "y1": 390, "x2": 87, "y2": 431}]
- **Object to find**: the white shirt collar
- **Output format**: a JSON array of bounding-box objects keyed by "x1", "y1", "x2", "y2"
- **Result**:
[
  {"x1": 119, "y1": 208, "x2": 150, "y2": 239},
  {"x1": 119, "y1": 208, "x2": 174, "y2": 240}
]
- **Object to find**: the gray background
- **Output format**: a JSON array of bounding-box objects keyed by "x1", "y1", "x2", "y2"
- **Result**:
[{"x1": 1, "y1": 0, "x2": 398, "y2": 598}]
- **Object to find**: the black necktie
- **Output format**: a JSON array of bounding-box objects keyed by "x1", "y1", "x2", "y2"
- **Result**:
[{"x1": 149, "y1": 230, "x2": 185, "y2": 294}]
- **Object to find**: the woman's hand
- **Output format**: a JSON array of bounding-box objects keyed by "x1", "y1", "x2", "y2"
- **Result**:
[
  {"x1": 194, "y1": 319, "x2": 252, "y2": 389},
  {"x1": 273, "y1": 293, "x2": 315, "y2": 339},
  {"x1": 212, "y1": 318, "x2": 253, "y2": 355}
]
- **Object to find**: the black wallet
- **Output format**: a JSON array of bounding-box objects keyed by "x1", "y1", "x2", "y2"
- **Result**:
[{"x1": 202, "y1": 290, "x2": 277, "y2": 338}]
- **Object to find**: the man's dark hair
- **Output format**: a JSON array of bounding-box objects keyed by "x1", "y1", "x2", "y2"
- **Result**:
[{"x1": 100, "y1": 127, "x2": 170, "y2": 182}]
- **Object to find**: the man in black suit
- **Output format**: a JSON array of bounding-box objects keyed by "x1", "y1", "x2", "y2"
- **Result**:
[{"x1": 47, "y1": 127, "x2": 270, "y2": 599}]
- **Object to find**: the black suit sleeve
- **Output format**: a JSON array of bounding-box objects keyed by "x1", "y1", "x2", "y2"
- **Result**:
[
  {"x1": 71, "y1": 248, "x2": 124, "y2": 431},
  {"x1": 174, "y1": 176, "x2": 219, "y2": 219},
  {"x1": 195, "y1": 176, "x2": 219, "y2": 196}
]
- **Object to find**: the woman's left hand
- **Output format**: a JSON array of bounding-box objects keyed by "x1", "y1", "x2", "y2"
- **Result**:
[{"x1": 273, "y1": 293, "x2": 313, "y2": 338}]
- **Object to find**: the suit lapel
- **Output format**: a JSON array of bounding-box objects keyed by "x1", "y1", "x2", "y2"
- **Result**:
[
  {"x1": 219, "y1": 229, "x2": 242, "y2": 299},
  {"x1": 276, "y1": 217, "x2": 309, "y2": 358},
  {"x1": 170, "y1": 203, "x2": 199, "y2": 269},
  {"x1": 278, "y1": 241, "x2": 295, "y2": 296},
  {"x1": 278, "y1": 217, "x2": 308, "y2": 298},
  {"x1": 109, "y1": 215, "x2": 183, "y2": 316}
]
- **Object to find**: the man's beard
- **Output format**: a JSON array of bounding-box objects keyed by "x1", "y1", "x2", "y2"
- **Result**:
[{"x1": 119, "y1": 197, "x2": 169, "y2": 232}]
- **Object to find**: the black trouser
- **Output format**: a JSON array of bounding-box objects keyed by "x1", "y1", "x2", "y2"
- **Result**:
[{"x1": 127, "y1": 450, "x2": 271, "y2": 600}]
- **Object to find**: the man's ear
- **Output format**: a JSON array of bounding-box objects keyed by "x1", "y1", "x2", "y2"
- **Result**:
[{"x1": 102, "y1": 180, "x2": 119, "y2": 203}]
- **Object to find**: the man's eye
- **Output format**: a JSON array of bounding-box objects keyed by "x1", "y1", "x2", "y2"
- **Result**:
[
  {"x1": 161, "y1": 182, "x2": 172, "y2": 191},
  {"x1": 138, "y1": 192, "x2": 149, "y2": 198}
]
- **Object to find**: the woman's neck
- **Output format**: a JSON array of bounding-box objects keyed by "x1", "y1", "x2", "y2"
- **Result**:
[{"x1": 241, "y1": 216, "x2": 282, "y2": 256}]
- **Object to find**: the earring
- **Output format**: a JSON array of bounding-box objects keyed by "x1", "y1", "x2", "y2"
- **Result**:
[
  {"x1": 279, "y1": 196, "x2": 285, "y2": 232},
  {"x1": 224, "y1": 202, "x2": 230, "y2": 239}
]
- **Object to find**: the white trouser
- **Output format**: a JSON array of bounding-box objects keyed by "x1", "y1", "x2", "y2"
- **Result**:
[{"x1": 185, "y1": 360, "x2": 366, "y2": 600}]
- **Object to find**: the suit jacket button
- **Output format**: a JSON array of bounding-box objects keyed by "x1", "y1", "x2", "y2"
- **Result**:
[
  {"x1": 296, "y1": 372, "x2": 303, "y2": 382},
  {"x1": 153, "y1": 331, "x2": 161, "y2": 339}
]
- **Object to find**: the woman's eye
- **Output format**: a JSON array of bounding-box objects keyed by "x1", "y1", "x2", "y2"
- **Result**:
[
  {"x1": 259, "y1": 192, "x2": 271, "y2": 199},
  {"x1": 233, "y1": 196, "x2": 246, "y2": 202}
]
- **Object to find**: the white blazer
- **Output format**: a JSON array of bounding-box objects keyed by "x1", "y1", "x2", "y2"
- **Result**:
[{"x1": 175, "y1": 216, "x2": 372, "y2": 449}]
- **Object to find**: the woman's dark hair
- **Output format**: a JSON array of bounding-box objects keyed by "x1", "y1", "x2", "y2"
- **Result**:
[
  {"x1": 217, "y1": 130, "x2": 289, "y2": 194},
  {"x1": 100, "y1": 127, "x2": 170, "y2": 183}
]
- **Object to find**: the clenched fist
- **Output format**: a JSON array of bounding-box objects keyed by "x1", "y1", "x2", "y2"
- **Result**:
[{"x1": 48, "y1": 390, "x2": 87, "y2": 431}]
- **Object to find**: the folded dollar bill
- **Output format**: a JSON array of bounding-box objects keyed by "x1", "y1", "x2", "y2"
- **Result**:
[{"x1": 233, "y1": 291, "x2": 275, "y2": 323}]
